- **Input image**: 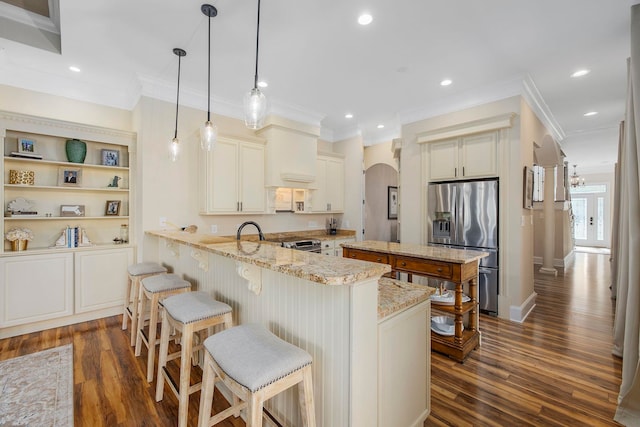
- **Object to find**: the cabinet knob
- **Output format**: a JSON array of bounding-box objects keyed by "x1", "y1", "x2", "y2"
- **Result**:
[
  {"x1": 401, "y1": 261, "x2": 406, "y2": 266},
  {"x1": 376, "y1": 258, "x2": 382, "y2": 262},
  {"x1": 437, "y1": 268, "x2": 443, "y2": 272},
  {"x1": 350, "y1": 254, "x2": 356, "y2": 258}
]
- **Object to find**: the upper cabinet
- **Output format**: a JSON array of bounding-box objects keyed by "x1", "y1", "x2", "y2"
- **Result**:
[
  {"x1": 428, "y1": 132, "x2": 498, "y2": 181},
  {"x1": 199, "y1": 136, "x2": 266, "y2": 215},
  {"x1": 311, "y1": 153, "x2": 345, "y2": 213}
]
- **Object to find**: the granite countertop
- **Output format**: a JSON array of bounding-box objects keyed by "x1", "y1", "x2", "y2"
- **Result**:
[
  {"x1": 229, "y1": 229, "x2": 356, "y2": 242},
  {"x1": 343, "y1": 240, "x2": 488, "y2": 264},
  {"x1": 378, "y1": 278, "x2": 435, "y2": 320},
  {"x1": 147, "y1": 230, "x2": 389, "y2": 286}
]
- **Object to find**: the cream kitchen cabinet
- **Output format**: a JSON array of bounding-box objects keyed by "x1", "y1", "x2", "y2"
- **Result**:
[
  {"x1": 428, "y1": 132, "x2": 497, "y2": 181},
  {"x1": 0, "y1": 252, "x2": 73, "y2": 328},
  {"x1": 311, "y1": 154, "x2": 344, "y2": 213},
  {"x1": 199, "y1": 136, "x2": 265, "y2": 214},
  {"x1": 321, "y1": 237, "x2": 355, "y2": 256}
]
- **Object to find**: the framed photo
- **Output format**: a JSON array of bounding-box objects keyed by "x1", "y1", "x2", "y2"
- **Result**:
[
  {"x1": 60, "y1": 204, "x2": 85, "y2": 217},
  {"x1": 523, "y1": 166, "x2": 534, "y2": 209},
  {"x1": 18, "y1": 138, "x2": 36, "y2": 154},
  {"x1": 387, "y1": 186, "x2": 398, "y2": 219},
  {"x1": 101, "y1": 149, "x2": 120, "y2": 166},
  {"x1": 105, "y1": 200, "x2": 121, "y2": 216},
  {"x1": 58, "y1": 167, "x2": 82, "y2": 187}
]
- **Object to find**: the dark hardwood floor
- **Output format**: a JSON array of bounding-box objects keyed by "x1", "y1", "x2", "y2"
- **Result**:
[
  {"x1": 0, "y1": 251, "x2": 622, "y2": 426},
  {"x1": 426, "y1": 252, "x2": 622, "y2": 426}
]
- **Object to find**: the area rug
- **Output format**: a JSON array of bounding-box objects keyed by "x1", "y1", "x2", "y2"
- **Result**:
[{"x1": 0, "y1": 344, "x2": 73, "y2": 426}]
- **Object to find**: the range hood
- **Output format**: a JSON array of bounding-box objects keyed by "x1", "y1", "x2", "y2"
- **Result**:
[{"x1": 256, "y1": 116, "x2": 320, "y2": 188}]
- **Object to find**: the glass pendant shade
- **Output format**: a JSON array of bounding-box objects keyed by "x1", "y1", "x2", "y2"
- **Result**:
[
  {"x1": 200, "y1": 120, "x2": 218, "y2": 151},
  {"x1": 169, "y1": 137, "x2": 180, "y2": 162},
  {"x1": 244, "y1": 87, "x2": 267, "y2": 129}
]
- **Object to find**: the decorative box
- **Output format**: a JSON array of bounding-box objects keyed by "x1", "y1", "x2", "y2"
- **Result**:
[{"x1": 9, "y1": 170, "x2": 35, "y2": 185}]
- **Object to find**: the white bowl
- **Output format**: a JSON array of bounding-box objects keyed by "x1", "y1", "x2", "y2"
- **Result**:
[{"x1": 430, "y1": 315, "x2": 459, "y2": 335}]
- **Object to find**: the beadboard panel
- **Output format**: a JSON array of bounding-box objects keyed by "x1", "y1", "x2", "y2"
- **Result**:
[{"x1": 157, "y1": 242, "x2": 357, "y2": 426}]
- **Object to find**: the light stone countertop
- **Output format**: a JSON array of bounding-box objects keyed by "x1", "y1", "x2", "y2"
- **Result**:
[
  {"x1": 378, "y1": 278, "x2": 435, "y2": 320},
  {"x1": 342, "y1": 240, "x2": 489, "y2": 264},
  {"x1": 146, "y1": 230, "x2": 389, "y2": 286}
]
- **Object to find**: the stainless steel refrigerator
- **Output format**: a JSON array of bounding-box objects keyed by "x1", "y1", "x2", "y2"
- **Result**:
[{"x1": 427, "y1": 179, "x2": 499, "y2": 315}]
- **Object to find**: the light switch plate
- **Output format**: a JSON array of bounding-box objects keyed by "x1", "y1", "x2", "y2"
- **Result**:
[{"x1": 210, "y1": 224, "x2": 218, "y2": 233}]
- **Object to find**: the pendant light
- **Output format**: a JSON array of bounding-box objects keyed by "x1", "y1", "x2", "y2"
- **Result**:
[
  {"x1": 200, "y1": 4, "x2": 218, "y2": 151},
  {"x1": 244, "y1": 0, "x2": 267, "y2": 129},
  {"x1": 570, "y1": 164, "x2": 585, "y2": 187},
  {"x1": 170, "y1": 48, "x2": 186, "y2": 162}
]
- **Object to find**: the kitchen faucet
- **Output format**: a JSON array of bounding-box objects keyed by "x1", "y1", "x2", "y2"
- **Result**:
[{"x1": 236, "y1": 221, "x2": 265, "y2": 241}]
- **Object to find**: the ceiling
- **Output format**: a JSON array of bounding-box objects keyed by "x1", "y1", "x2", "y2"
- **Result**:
[{"x1": 0, "y1": 0, "x2": 638, "y2": 175}]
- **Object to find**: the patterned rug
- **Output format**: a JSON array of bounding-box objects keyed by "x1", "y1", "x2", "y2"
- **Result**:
[{"x1": 0, "y1": 344, "x2": 73, "y2": 426}]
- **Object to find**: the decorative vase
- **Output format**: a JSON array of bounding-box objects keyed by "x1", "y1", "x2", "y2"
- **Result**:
[
  {"x1": 65, "y1": 139, "x2": 87, "y2": 163},
  {"x1": 10, "y1": 239, "x2": 28, "y2": 251}
]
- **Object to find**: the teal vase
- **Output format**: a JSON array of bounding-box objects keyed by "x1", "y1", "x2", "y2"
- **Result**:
[{"x1": 65, "y1": 139, "x2": 87, "y2": 163}]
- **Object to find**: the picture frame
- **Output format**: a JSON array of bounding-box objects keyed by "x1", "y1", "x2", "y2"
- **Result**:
[
  {"x1": 18, "y1": 137, "x2": 36, "y2": 154},
  {"x1": 105, "y1": 200, "x2": 121, "y2": 216},
  {"x1": 387, "y1": 186, "x2": 398, "y2": 219},
  {"x1": 58, "y1": 167, "x2": 82, "y2": 187},
  {"x1": 523, "y1": 166, "x2": 534, "y2": 209},
  {"x1": 60, "y1": 204, "x2": 85, "y2": 217},
  {"x1": 101, "y1": 149, "x2": 120, "y2": 166}
]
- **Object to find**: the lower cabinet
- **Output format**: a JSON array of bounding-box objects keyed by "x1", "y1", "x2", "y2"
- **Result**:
[
  {"x1": 321, "y1": 237, "x2": 355, "y2": 256},
  {"x1": 0, "y1": 247, "x2": 133, "y2": 335}
]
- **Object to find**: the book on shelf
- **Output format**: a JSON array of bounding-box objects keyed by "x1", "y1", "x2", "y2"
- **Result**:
[{"x1": 10, "y1": 152, "x2": 43, "y2": 160}]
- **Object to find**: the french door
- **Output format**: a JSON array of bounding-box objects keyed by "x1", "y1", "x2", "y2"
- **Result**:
[{"x1": 572, "y1": 190, "x2": 609, "y2": 247}]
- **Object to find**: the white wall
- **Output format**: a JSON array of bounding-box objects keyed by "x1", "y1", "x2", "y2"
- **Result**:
[{"x1": 333, "y1": 135, "x2": 365, "y2": 239}]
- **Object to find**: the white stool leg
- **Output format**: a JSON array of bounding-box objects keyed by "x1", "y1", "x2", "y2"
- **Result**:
[
  {"x1": 177, "y1": 323, "x2": 194, "y2": 427},
  {"x1": 155, "y1": 308, "x2": 171, "y2": 402},
  {"x1": 299, "y1": 365, "x2": 316, "y2": 427},
  {"x1": 130, "y1": 278, "x2": 142, "y2": 347},
  {"x1": 122, "y1": 275, "x2": 132, "y2": 330},
  {"x1": 197, "y1": 352, "x2": 216, "y2": 427}
]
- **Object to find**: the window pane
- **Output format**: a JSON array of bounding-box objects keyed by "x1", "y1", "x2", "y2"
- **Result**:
[
  {"x1": 573, "y1": 198, "x2": 587, "y2": 240},
  {"x1": 597, "y1": 197, "x2": 604, "y2": 241},
  {"x1": 570, "y1": 184, "x2": 607, "y2": 194}
]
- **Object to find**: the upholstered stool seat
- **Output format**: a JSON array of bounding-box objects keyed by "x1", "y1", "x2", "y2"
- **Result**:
[
  {"x1": 156, "y1": 291, "x2": 233, "y2": 427},
  {"x1": 122, "y1": 262, "x2": 167, "y2": 346},
  {"x1": 135, "y1": 273, "x2": 191, "y2": 382},
  {"x1": 198, "y1": 323, "x2": 316, "y2": 427}
]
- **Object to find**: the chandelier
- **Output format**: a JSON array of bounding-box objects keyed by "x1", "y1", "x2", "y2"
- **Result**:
[{"x1": 570, "y1": 164, "x2": 585, "y2": 187}]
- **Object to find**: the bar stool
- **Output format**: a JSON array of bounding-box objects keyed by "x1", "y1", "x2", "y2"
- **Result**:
[
  {"x1": 198, "y1": 323, "x2": 316, "y2": 427},
  {"x1": 155, "y1": 291, "x2": 233, "y2": 427},
  {"x1": 122, "y1": 262, "x2": 167, "y2": 346},
  {"x1": 134, "y1": 273, "x2": 191, "y2": 382}
]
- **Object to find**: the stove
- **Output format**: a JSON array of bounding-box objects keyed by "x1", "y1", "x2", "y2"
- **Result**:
[{"x1": 281, "y1": 238, "x2": 322, "y2": 253}]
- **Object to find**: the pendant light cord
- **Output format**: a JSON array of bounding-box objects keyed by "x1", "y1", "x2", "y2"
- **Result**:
[
  {"x1": 253, "y1": 0, "x2": 261, "y2": 89},
  {"x1": 207, "y1": 12, "x2": 212, "y2": 122},
  {"x1": 174, "y1": 53, "x2": 182, "y2": 139}
]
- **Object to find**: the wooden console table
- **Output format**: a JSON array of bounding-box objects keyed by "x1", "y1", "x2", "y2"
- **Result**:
[{"x1": 342, "y1": 241, "x2": 488, "y2": 362}]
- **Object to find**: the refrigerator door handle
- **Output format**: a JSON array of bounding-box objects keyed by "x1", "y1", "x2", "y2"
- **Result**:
[{"x1": 478, "y1": 267, "x2": 493, "y2": 274}]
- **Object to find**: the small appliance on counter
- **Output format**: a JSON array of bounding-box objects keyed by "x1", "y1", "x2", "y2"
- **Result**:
[{"x1": 327, "y1": 217, "x2": 338, "y2": 235}]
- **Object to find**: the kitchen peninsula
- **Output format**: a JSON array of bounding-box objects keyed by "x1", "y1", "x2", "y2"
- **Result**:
[
  {"x1": 145, "y1": 230, "x2": 433, "y2": 426},
  {"x1": 342, "y1": 241, "x2": 488, "y2": 362}
]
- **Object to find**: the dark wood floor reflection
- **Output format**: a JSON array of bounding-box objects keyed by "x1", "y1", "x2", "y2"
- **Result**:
[{"x1": 426, "y1": 252, "x2": 622, "y2": 426}]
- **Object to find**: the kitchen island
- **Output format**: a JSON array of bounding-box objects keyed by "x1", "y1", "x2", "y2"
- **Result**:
[
  {"x1": 342, "y1": 240, "x2": 488, "y2": 362},
  {"x1": 145, "y1": 230, "x2": 432, "y2": 426}
]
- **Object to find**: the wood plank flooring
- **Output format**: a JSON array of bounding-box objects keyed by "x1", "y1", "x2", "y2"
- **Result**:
[
  {"x1": 426, "y1": 252, "x2": 622, "y2": 426},
  {"x1": 0, "y1": 251, "x2": 622, "y2": 426}
]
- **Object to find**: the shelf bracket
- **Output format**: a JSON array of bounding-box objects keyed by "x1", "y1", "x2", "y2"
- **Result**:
[
  {"x1": 190, "y1": 249, "x2": 209, "y2": 272},
  {"x1": 165, "y1": 241, "x2": 180, "y2": 258},
  {"x1": 235, "y1": 261, "x2": 262, "y2": 295}
]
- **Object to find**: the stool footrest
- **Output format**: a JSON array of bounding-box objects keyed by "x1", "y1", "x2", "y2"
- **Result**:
[{"x1": 209, "y1": 402, "x2": 247, "y2": 426}]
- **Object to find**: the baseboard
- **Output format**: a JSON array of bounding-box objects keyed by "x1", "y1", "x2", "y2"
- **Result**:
[
  {"x1": 533, "y1": 250, "x2": 574, "y2": 269},
  {"x1": 509, "y1": 291, "x2": 537, "y2": 323},
  {"x1": 0, "y1": 306, "x2": 122, "y2": 339}
]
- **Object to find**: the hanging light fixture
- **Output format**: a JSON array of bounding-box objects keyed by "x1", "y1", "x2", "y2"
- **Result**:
[
  {"x1": 570, "y1": 164, "x2": 585, "y2": 187},
  {"x1": 244, "y1": 0, "x2": 267, "y2": 129},
  {"x1": 200, "y1": 4, "x2": 218, "y2": 151},
  {"x1": 170, "y1": 48, "x2": 186, "y2": 162}
]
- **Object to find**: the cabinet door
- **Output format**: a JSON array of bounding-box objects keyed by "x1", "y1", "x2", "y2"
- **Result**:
[
  {"x1": 326, "y1": 157, "x2": 345, "y2": 212},
  {"x1": 334, "y1": 238, "x2": 355, "y2": 256},
  {"x1": 321, "y1": 240, "x2": 335, "y2": 256},
  {"x1": 428, "y1": 139, "x2": 459, "y2": 181},
  {"x1": 459, "y1": 133, "x2": 497, "y2": 178},
  {"x1": 209, "y1": 139, "x2": 240, "y2": 213},
  {"x1": 75, "y1": 248, "x2": 134, "y2": 313},
  {"x1": 312, "y1": 158, "x2": 328, "y2": 212},
  {"x1": 239, "y1": 143, "x2": 265, "y2": 213},
  {"x1": 0, "y1": 253, "x2": 73, "y2": 327}
]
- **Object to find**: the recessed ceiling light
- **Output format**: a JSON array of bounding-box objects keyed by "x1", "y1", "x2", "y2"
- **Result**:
[
  {"x1": 345, "y1": 113, "x2": 353, "y2": 119},
  {"x1": 377, "y1": 124, "x2": 384, "y2": 129},
  {"x1": 584, "y1": 111, "x2": 598, "y2": 116},
  {"x1": 440, "y1": 79, "x2": 452, "y2": 86},
  {"x1": 358, "y1": 14, "x2": 373, "y2": 25},
  {"x1": 571, "y1": 69, "x2": 590, "y2": 78},
  {"x1": 69, "y1": 66, "x2": 81, "y2": 72},
  {"x1": 257, "y1": 80, "x2": 268, "y2": 88}
]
